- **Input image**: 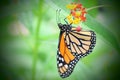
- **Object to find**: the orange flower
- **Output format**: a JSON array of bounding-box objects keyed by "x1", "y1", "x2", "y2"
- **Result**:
[{"x1": 66, "y1": 3, "x2": 86, "y2": 24}]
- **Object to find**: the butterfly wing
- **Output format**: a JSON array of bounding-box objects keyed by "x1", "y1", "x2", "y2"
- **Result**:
[
  {"x1": 57, "y1": 32, "x2": 79, "y2": 78},
  {"x1": 57, "y1": 28, "x2": 96, "y2": 78},
  {"x1": 65, "y1": 27, "x2": 96, "y2": 58}
]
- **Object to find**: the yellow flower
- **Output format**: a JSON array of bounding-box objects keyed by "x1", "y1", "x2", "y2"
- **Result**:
[
  {"x1": 69, "y1": 19, "x2": 73, "y2": 24},
  {"x1": 73, "y1": 18, "x2": 81, "y2": 24},
  {"x1": 66, "y1": 4, "x2": 76, "y2": 9},
  {"x1": 75, "y1": 11, "x2": 81, "y2": 17},
  {"x1": 67, "y1": 15, "x2": 72, "y2": 19},
  {"x1": 65, "y1": 3, "x2": 86, "y2": 24},
  {"x1": 67, "y1": 14, "x2": 82, "y2": 24},
  {"x1": 66, "y1": 15, "x2": 73, "y2": 23}
]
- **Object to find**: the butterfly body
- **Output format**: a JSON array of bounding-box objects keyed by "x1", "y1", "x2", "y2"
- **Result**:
[
  {"x1": 57, "y1": 23, "x2": 96, "y2": 78},
  {"x1": 58, "y1": 23, "x2": 72, "y2": 32}
]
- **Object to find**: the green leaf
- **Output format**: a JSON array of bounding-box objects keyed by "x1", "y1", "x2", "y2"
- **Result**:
[{"x1": 83, "y1": 14, "x2": 120, "y2": 52}]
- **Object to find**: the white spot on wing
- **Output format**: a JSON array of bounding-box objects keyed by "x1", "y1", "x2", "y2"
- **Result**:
[
  {"x1": 64, "y1": 64, "x2": 68, "y2": 69},
  {"x1": 59, "y1": 57, "x2": 62, "y2": 60},
  {"x1": 59, "y1": 63, "x2": 63, "y2": 67},
  {"x1": 62, "y1": 58, "x2": 64, "y2": 61}
]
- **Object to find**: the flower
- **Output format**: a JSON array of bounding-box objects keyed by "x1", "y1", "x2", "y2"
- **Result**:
[
  {"x1": 66, "y1": 15, "x2": 73, "y2": 23},
  {"x1": 66, "y1": 3, "x2": 86, "y2": 24},
  {"x1": 73, "y1": 18, "x2": 81, "y2": 24},
  {"x1": 66, "y1": 3, "x2": 77, "y2": 9}
]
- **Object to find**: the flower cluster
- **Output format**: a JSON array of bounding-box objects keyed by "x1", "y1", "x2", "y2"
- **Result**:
[{"x1": 66, "y1": 3, "x2": 86, "y2": 24}]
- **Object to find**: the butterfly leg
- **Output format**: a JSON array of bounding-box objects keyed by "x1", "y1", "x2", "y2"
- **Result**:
[
  {"x1": 64, "y1": 17, "x2": 73, "y2": 26},
  {"x1": 64, "y1": 18, "x2": 68, "y2": 24}
]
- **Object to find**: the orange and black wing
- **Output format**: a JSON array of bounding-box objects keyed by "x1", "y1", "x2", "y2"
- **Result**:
[
  {"x1": 57, "y1": 32, "x2": 79, "y2": 78},
  {"x1": 65, "y1": 27, "x2": 96, "y2": 59},
  {"x1": 57, "y1": 29, "x2": 96, "y2": 78}
]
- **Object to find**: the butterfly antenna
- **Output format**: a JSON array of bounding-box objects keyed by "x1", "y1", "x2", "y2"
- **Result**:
[{"x1": 56, "y1": 9, "x2": 61, "y2": 24}]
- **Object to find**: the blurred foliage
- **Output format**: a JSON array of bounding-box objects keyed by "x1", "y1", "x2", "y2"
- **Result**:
[{"x1": 0, "y1": 0, "x2": 120, "y2": 80}]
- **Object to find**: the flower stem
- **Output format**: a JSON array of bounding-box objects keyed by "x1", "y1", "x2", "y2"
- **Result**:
[{"x1": 86, "y1": 5, "x2": 110, "y2": 11}]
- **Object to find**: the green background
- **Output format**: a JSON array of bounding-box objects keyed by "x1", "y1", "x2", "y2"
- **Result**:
[{"x1": 0, "y1": 0, "x2": 120, "y2": 80}]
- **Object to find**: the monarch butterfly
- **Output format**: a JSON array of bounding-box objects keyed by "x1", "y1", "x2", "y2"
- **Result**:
[{"x1": 56, "y1": 9, "x2": 96, "y2": 78}]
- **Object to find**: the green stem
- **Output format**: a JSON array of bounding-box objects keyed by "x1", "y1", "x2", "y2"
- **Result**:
[
  {"x1": 31, "y1": 0, "x2": 44, "y2": 80},
  {"x1": 32, "y1": 17, "x2": 41, "y2": 80},
  {"x1": 86, "y1": 5, "x2": 110, "y2": 11}
]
